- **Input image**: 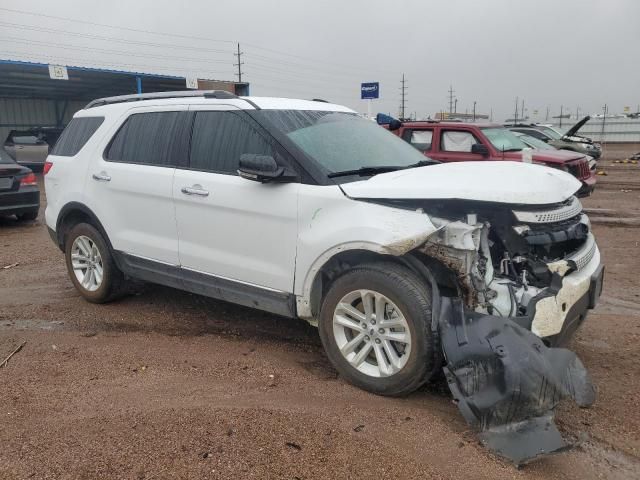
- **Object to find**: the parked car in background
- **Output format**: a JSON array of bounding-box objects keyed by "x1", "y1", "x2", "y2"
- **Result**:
[
  {"x1": 380, "y1": 116, "x2": 596, "y2": 196},
  {"x1": 0, "y1": 146, "x2": 40, "y2": 221},
  {"x1": 513, "y1": 130, "x2": 597, "y2": 173},
  {"x1": 506, "y1": 116, "x2": 601, "y2": 159},
  {"x1": 3, "y1": 127, "x2": 64, "y2": 170}
]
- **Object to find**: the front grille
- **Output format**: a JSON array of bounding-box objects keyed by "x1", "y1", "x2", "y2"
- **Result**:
[
  {"x1": 567, "y1": 159, "x2": 591, "y2": 180},
  {"x1": 568, "y1": 234, "x2": 596, "y2": 271},
  {"x1": 513, "y1": 196, "x2": 582, "y2": 224}
]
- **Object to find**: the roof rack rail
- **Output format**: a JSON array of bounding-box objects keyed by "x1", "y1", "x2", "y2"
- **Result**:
[{"x1": 84, "y1": 90, "x2": 239, "y2": 109}]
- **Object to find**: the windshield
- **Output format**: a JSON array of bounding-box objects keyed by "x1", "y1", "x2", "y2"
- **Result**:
[
  {"x1": 513, "y1": 133, "x2": 556, "y2": 151},
  {"x1": 481, "y1": 127, "x2": 528, "y2": 151},
  {"x1": 535, "y1": 126, "x2": 563, "y2": 139},
  {"x1": 256, "y1": 110, "x2": 427, "y2": 177}
]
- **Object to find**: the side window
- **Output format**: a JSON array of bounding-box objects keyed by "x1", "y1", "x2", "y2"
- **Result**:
[
  {"x1": 190, "y1": 111, "x2": 275, "y2": 174},
  {"x1": 50, "y1": 117, "x2": 104, "y2": 156},
  {"x1": 403, "y1": 129, "x2": 433, "y2": 152},
  {"x1": 105, "y1": 111, "x2": 190, "y2": 166},
  {"x1": 440, "y1": 130, "x2": 480, "y2": 152}
]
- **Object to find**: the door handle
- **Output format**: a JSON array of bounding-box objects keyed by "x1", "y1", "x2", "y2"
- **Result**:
[
  {"x1": 92, "y1": 172, "x2": 111, "y2": 182},
  {"x1": 181, "y1": 185, "x2": 209, "y2": 197}
]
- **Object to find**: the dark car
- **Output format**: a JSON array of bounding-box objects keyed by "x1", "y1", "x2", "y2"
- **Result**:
[{"x1": 0, "y1": 146, "x2": 40, "y2": 221}]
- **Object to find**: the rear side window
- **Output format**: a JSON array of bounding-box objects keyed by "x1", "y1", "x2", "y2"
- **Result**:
[
  {"x1": 105, "y1": 111, "x2": 190, "y2": 167},
  {"x1": 440, "y1": 130, "x2": 480, "y2": 152},
  {"x1": 402, "y1": 129, "x2": 433, "y2": 152},
  {"x1": 51, "y1": 117, "x2": 104, "y2": 156},
  {"x1": 190, "y1": 111, "x2": 275, "y2": 174}
]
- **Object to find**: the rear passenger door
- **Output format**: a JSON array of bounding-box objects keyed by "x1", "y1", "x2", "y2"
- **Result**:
[
  {"x1": 85, "y1": 106, "x2": 190, "y2": 265},
  {"x1": 401, "y1": 128, "x2": 434, "y2": 156},
  {"x1": 173, "y1": 105, "x2": 299, "y2": 293}
]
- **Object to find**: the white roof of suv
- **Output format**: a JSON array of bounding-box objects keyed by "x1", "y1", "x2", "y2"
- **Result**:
[{"x1": 79, "y1": 90, "x2": 354, "y2": 117}]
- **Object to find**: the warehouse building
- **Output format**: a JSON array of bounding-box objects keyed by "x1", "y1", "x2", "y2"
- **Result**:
[{"x1": 0, "y1": 58, "x2": 249, "y2": 147}]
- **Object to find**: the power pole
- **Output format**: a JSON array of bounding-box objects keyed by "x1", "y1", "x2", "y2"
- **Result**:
[
  {"x1": 601, "y1": 104, "x2": 608, "y2": 148},
  {"x1": 514, "y1": 97, "x2": 519, "y2": 124},
  {"x1": 234, "y1": 43, "x2": 244, "y2": 82},
  {"x1": 454, "y1": 98, "x2": 458, "y2": 114},
  {"x1": 490, "y1": 107, "x2": 493, "y2": 122},
  {"x1": 448, "y1": 85, "x2": 455, "y2": 116},
  {"x1": 559, "y1": 105, "x2": 564, "y2": 128},
  {"x1": 545, "y1": 106, "x2": 549, "y2": 121},
  {"x1": 521, "y1": 99, "x2": 525, "y2": 121},
  {"x1": 400, "y1": 73, "x2": 408, "y2": 120},
  {"x1": 576, "y1": 106, "x2": 580, "y2": 120},
  {"x1": 473, "y1": 101, "x2": 477, "y2": 122},
  {"x1": 399, "y1": 74, "x2": 408, "y2": 120}
]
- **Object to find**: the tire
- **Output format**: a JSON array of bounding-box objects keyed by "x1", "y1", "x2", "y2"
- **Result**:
[
  {"x1": 318, "y1": 262, "x2": 436, "y2": 397},
  {"x1": 18, "y1": 209, "x2": 38, "y2": 221},
  {"x1": 64, "y1": 222, "x2": 125, "y2": 303}
]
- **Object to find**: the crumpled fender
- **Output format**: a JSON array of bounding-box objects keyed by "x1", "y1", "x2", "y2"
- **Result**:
[{"x1": 439, "y1": 297, "x2": 596, "y2": 466}]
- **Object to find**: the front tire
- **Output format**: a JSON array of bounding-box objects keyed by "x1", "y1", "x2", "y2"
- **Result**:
[
  {"x1": 64, "y1": 223, "x2": 125, "y2": 303},
  {"x1": 318, "y1": 262, "x2": 436, "y2": 396}
]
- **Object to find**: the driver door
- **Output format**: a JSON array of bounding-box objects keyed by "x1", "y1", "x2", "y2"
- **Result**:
[{"x1": 173, "y1": 105, "x2": 299, "y2": 293}]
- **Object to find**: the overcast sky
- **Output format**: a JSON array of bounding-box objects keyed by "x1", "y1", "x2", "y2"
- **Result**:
[{"x1": 1, "y1": 0, "x2": 639, "y2": 120}]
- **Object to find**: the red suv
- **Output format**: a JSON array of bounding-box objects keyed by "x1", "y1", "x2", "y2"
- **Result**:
[{"x1": 382, "y1": 119, "x2": 596, "y2": 196}]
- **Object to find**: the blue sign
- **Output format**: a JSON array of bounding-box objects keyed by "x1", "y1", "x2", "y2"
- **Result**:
[{"x1": 361, "y1": 82, "x2": 379, "y2": 100}]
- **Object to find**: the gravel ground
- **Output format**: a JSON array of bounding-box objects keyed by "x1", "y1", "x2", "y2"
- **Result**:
[{"x1": 1, "y1": 151, "x2": 639, "y2": 479}]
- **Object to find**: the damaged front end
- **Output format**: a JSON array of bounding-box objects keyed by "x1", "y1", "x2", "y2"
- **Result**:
[{"x1": 413, "y1": 196, "x2": 603, "y2": 465}]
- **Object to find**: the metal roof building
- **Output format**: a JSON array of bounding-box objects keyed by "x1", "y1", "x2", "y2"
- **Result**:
[{"x1": 0, "y1": 59, "x2": 249, "y2": 144}]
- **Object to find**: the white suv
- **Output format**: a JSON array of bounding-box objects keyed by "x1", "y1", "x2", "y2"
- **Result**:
[{"x1": 44, "y1": 91, "x2": 603, "y2": 463}]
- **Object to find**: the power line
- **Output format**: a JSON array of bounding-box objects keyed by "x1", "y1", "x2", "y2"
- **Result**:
[
  {"x1": 0, "y1": 35, "x2": 232, "y2": 65},
  {"x1": 0, "y1": 6, "x2": 236, "y2": 45}
]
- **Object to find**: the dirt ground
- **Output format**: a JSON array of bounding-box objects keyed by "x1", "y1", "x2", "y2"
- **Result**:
[{"x1": 1, "y1": 148, "x2": 639, "y2": 479}]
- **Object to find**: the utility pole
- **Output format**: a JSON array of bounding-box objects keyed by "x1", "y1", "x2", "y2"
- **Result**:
[
  {"x1": 454, "y1": 98, "x2": 458, "y2": 114},
  {"x1": 545, "y1": 106, "x2": 549, "y2": 121},
  {"x1": 473, "y1": 101, "x2": 477, "y2": 122},
  {"x1": 448, "y1": 85, "x2": 455, "y2": 116},
  {"x1": 514, "y1": 97, "x2": 519, "y2": 124},
  {"x1": 490, "y1": 107, "x2": 493, "y2": 122},
  {"x1": 234, "y1": 42, "x2": 244, "y2": 82},
  {"x1": 601, "y1": 104, "x2": 608, "y2": 149},
  {"x1": 559, "y1": 105, "x2": 564, "y2": 128},
  {"x1": 521, "y1": 99, "x2": 525, "y2": 121},
  {"x1": 576, "y1": 106, "x2": 581, "y2": 120},
  {"x1": 400, "y1": 74, "x2": 407, "y2": 120}
]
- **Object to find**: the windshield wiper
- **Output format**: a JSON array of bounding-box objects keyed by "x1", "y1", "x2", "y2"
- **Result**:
[
  {"x1": 328, "y1": 165, "x2": 403, "y2": 178},
  {"x1": 328, "y1": 159, "x2": 437, "y2": 179}
]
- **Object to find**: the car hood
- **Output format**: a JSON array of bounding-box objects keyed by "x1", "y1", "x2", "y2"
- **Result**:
[
  {"x1": 503, "y1": 149, "x2": 584, "y2": 164},
  {"x1": 564, "y1": 116, "x2": 591, "y2": 137},
  {"x1": 340, "y1": 161, "x2": 581, "y2": 205}
]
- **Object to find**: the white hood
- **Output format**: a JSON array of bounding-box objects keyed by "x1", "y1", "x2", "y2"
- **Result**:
[{"x1": 340, "y1": 161, "x2": 581, "y2": 205}]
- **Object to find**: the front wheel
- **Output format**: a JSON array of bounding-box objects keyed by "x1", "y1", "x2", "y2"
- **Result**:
[
  {"x1": 318, "y1": 262, "x2": 436, "y2": 396},
  {"x1": 64, "y1": 223, "x2": 125, "y2": 303}
]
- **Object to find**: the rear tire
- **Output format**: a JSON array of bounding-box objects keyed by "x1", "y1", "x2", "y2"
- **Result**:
[
  {"x1": 64, "y1": 223, "x2": 125, "y2": 303},
  {"x1": 17, "y1": 209, "x2": 38, "y2": 221},
  {"x1": 318, "y1": 262, "x2": 436, "y2": 396}
]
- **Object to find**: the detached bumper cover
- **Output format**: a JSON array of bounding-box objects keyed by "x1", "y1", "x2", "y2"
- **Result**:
[{"x1": 440, "y1": 297, "x2": 596, "y2": 465}]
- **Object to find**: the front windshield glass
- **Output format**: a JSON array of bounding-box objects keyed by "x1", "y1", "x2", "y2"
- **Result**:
[
  {"x1": 256, "y1": 110, "x2": 427, "y2": 176},
  {"x1": 481, "y1": 127, "x2": 528, "y2": 151},
  {"x1": 536, "y1": 126, "x2": 563, "y2": 139},
  {"x1": 515, "y1": 133, "x2": 556, "y2": 150}
]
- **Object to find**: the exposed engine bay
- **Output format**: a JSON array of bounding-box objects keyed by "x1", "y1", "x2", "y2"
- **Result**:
[{"x1": 383, "y1": 195, "x2": 604, "y2": 464}]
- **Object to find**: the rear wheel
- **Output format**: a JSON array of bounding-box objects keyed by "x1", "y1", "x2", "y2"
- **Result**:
[
  {"x1": 64, "y1": 223, "x2": 125, "y2": 303},
  {"x1": 318, "y1": 262, "x2": 436, "y2": 396}
]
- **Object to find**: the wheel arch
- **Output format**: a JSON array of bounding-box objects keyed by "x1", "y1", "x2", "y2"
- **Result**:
[{"x1": 54, "y1": 202, "x2": 113, "y2": 252}]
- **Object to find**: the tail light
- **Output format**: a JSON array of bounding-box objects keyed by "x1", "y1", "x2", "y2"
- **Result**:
[
  {"x1": 20, "y1": 173, "x2": 38, "y2": 187},
  {"x1": 43, "y1": 161, "x2": 53, "y2": 175}
]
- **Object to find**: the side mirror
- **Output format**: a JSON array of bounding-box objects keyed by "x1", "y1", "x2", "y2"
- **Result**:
[
  {"x1": 388, "y1": 119, "x2": 402, "y2": 131},
  {"x1": 471, "y1": 143, "x2": 489, "y2": 156},
  {"x1": 238, "y1": 154, "x2": 295, "y2": 183}
]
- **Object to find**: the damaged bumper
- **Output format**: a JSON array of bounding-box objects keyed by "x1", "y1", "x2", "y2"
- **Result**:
[{"x1": 440, "y1": 297, "x2": 596, "y2": 465}]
